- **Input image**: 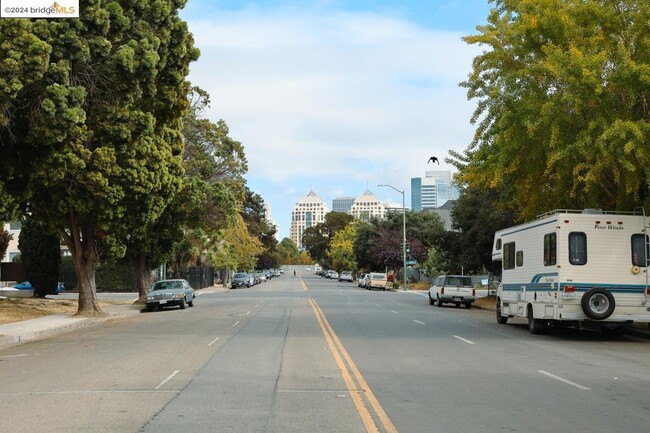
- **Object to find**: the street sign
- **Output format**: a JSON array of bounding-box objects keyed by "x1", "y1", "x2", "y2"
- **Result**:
[{"x1": 406, "y1": 260, "x2": 417, "y2": 265}]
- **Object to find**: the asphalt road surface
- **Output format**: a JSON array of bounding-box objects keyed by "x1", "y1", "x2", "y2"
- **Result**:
[{"x1": 1, "y1": 273, "x2": 650, "y2": 432}]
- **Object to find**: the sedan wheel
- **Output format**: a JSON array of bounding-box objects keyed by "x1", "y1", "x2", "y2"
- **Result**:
[{"x1": 179, "y1": 299, "x2": 186, "y2": 310}]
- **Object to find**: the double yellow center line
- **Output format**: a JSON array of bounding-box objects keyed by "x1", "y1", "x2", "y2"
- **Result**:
[{"x1": 309, "y1": 298, "x2": 399, "y2": 433}]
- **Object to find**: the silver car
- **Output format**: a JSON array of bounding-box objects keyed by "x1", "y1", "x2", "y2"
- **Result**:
[
  {"x1": 338, "y1": 271, "x2": 353, "y2": 282},
  {"x1": 146, "y1": 279, "x2": 195, "y2": 312}
]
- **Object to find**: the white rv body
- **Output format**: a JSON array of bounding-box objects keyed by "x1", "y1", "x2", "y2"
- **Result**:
[{"x1": 493, "y1": 209, "x2": 650, "y2": 332}]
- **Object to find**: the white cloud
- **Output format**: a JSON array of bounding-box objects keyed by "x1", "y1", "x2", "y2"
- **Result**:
[{"x1": 184, "y1": 7, "x2": 481, "y2": 236}]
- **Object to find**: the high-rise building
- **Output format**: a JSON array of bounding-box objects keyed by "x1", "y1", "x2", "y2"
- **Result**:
[
  {"x1": 290, "y1": 190, "x2": 330, "y2": 250},
  {"x1": 332, "y1": 197, "x2": 355, "y2": 213},
  {"x1": 349, "y1": 189, "x2": 385, "y2": 222},
  {"x1": 411, "y1": 171, "x2": 459, "y2": 211}
]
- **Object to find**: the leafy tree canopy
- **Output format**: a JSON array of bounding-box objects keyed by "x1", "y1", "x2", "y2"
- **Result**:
[
  {"x1": 327, "y1": 223, "x2": 358, "y2": 272},
  {"x1": 454, "y1": 0, "x2": 650, "y2": 220}
]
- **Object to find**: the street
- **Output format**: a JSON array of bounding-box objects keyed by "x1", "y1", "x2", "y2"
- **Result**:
[{"x1": 1, "y1": 273, "x2": 650, "y2": 433}]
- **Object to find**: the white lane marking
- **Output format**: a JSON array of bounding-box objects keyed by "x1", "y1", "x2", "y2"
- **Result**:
[
  {"x1": 409, "y1": 292, "x2": 428, "y2": 297},
  {"x1": 246, "y1": 311, "x2": 251, "y2": 316},
  {"x1": 208, "y1": 336, "x2": 220, "y2": 347},
  {"x1": 376, "y1": 304, "x2": 382, "y2": 307},
  {"x1": 414, "y1": 320, "x2": 425, "y2": 325},
  {"x1": 155, "y1": 370, "x2": 180, "y2": 390},
  {"x1": 391, "y1": 310, "x2": 399, "y2": 314},
  {"x1": 255, "y1": 304, "x2": 260, "y2": 308},
  {"x1": 538, "y1": 370, "x2": 591, "y2": 391},
  {"x1": 232, "y1": 321, "x2": 240, "y2": 327},
  {"x1": 453, "y1": 335, "x2": 476, "y2": 345},
  {"x1": 0, "y1": 354, "x2": 29, "y2": 359}
]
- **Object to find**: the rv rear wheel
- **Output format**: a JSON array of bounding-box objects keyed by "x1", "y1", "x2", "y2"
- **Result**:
[
  {"x1": 496, "y1": 299, "x2": 508, "y2": 324},
  {"x1": 527, "y1": 306, "x2": 544, "y2": 334},
  {"x1": 581, "y1": 288, "x2": 615, "y2": 320}
]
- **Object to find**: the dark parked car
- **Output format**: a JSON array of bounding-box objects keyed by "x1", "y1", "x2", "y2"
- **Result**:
[
  {"x1": 146, "y1": 279, "x2": 195, "y2": 312},
  {"x1": 231, "y1": 272, "x2": 253, "y2": 289}
]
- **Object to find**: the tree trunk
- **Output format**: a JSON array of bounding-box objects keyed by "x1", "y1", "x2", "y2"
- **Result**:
[
  {"x1": 59, "y1": 217, "x2": 104, "y2": 317},
  {"x1": 75, "y1": 258, "x2": 103, "y2": 317},
  {"x1": 132, "y1": 254, "x2": 149, "y2": 304}
]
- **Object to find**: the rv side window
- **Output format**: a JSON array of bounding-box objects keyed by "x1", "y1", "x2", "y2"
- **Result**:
[
  {"x1": 516, "y1": 251, "x2": 524, "y2": 267},
  {"x1": 631, "y1": 234, "x2": 649, "y2": 267},
  {"x1": 568, "y1": 232, "x2": 587, "y2": 266},
  {"x1": 544, "y1": 233, "x2": 557, "y2": 266},
  {"x1": 503, "y1": 242, "x2": 516, "y2": 270},
  {"x1": 495, "y1": 239, "x2": 502, "y2": 250}
]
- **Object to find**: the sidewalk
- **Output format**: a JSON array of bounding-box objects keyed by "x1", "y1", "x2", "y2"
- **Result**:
[
  {"x1": 0, "y1": 286, "x2": 228, "y2": 351},
  {"x1": 0, "y1": 302, "x2": 143, "y2": 350}
]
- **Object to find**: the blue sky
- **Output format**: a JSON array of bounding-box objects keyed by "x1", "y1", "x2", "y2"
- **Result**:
[{"x1": 180, "y1": 0, "x2": 493, "y2": 239}]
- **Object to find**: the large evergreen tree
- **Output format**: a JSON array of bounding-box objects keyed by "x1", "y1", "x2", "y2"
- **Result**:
[
  {"x1": 18, "y1": 217, "x2": 61, "y2": 297},
  {"x1": 0, "y1": 1, "x2": 198, "y2": 315}
]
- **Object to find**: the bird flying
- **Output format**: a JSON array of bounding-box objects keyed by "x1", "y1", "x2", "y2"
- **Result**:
[{"x1": 428, "y1": 156, "x2": 439, "y2": 164}]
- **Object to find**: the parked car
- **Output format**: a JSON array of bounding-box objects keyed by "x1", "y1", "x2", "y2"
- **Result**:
[
  {"x1": 256, "y1": 272, "x2": 267, "y2": 282},
  {"x1": 366, "y1": 273, "x2": 387, "y2": 291},
  {"x1": 338, "y1": 271, "x2": 353, "y2": 282},
  {"x1": 231, "y1": 272, "x2": 253, "y2": 289},
  {"x1": 146, "y1": 279, "x2": 195, "y2": 312},
  {"x1": 326, "y1": 270, "x2": 339, "y2": 279},
  {"x1": 357, "y1": 273, "x2": 368, "y2": 288},
  {"x1": 429, "y1": 275, "x2": 475, "y2": 308}
]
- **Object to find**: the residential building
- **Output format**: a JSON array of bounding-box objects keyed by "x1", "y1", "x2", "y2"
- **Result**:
[{"x1": 290, "y1": 191, "x2": 329, "y2": 250}]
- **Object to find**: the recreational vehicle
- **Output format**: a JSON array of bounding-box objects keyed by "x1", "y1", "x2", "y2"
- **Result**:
[{"x1": 493, "y1": 209, "x2": 650, "y2": 333}]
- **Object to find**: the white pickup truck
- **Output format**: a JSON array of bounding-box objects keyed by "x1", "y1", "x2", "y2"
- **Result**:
[
  {"x1": 365, "y1": 272, "x2": 387, "y2": 291},
  {"x1": 429, "y1": 275, "x2": 475, "y2": 308}
]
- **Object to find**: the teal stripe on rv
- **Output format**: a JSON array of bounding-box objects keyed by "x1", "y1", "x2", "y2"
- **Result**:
[
  {"x1": 502, "y1": 282, "x2": 647, "y2": 293},
  {"x1": 531, "y1": 273, "x2": 558, "y2": 283}
]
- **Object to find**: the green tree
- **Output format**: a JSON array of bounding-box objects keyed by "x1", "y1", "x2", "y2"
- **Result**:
[
  {"x1": 422, "y1": 246, "x2": 449, "y2": 278},
  {"x1": 211, "y1": 214, "x2": 264, "y2": 273},
  {"x1": 277, "y1": 237, "x2": 300, "y2": 264},
  {"x1": 17, "y1": 217, "x2": 61, "y2": 297},
  {"x1": 450, "y1": 186, "x2": 516, "y2": 274},
  {"x1": 0, "y1": 1, "x2": 199, "y2": 315},
  {"x1": 302, "y1": 212, "x2": 354, "y2": 266},
  {"x1": 0, "y1": 229, "x2": 12, "y2": 261},
  {"x1": 327, "y1": 223, "x2": 358, "y2": 272},
  {"x1": 242, "y1": 188, "x2": 278, "y2": 269},
  {"x1": 352, "y1": 221, "x2": 376, "y2": 271},
  {"x1": 456, "y1": 0, "x2": 650, "y2": 220},
  {"x1": 128, "y1": 87, "x2": 245, "y2": 301}
]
